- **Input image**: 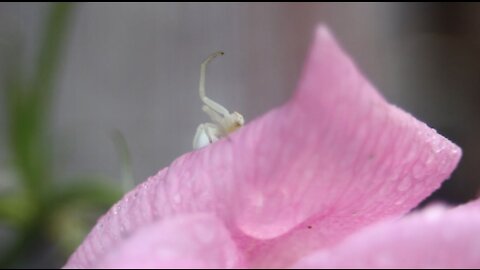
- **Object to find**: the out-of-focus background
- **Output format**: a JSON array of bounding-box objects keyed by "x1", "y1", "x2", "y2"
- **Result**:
[{"x1": 0, "y1": 3, "x2": 479, "y2": 268}]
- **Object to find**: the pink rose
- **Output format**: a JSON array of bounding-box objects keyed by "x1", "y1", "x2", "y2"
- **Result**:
[{"x1": 64, "y1": 26, "x2": 477, "y2": 269}]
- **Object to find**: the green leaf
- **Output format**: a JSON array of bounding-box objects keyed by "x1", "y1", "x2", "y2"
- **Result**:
[
  {"x1": 3, "y1": 3, "x2": 75, "y2": 199},
  {"x1": 29, "y1": 3, "x2": 75, "y2": 121},
  {"x1": 111, "y1": 130, "x2": 135, "y2": 192},
  {"x1": 0, "y1": 192, "x2": 35, "y2": 228}
]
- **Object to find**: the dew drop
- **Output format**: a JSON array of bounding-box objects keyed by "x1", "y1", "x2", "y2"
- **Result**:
[
  {"x1": 431, "y1": 140, "x2": 446, "y2": 154},
  {"x1": 450, "y1": 147, "x2": 461, "y2": 156},
  {"x1": 113, "y1": 204, "x2": 120, "y2": 215}
]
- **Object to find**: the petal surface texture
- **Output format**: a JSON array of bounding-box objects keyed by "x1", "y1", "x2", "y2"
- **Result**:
[
  {"x1": 93, "y1": 214, "x2": 241, "y2": 269},
  {"x1": 64, "y1": 26, "x2": 462, "y2": 268},
  {"x1": 294, "y1": 200, "x2": 480, "y2": 268}
]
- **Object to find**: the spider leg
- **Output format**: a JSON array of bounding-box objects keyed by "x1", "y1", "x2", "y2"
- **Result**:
[
  {"x1": 202, "y1": 105, "x2": 223, "y2": 125},
  {"x1": 199, "y1": 51, "x2": 230, "y2": 117},
  {"x1": 202, "y1": 97, "x2": 230, "y2": 117}
]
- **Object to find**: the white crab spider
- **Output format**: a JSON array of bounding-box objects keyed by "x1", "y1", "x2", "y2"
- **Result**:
[{"x1": 193, "y1": 51, "x2": 245, "y2": 149}]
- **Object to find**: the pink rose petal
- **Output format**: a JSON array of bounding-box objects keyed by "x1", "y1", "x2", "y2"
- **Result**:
[
  {"x1": 80, "y1": 214, "x2": 242, "y2": 269},
  {"x1": 64, "y1": 25, "x2": 462, "y2": 268},
  {"x1": 293, "y1": 199, "x2": 480, "y2": 269}
]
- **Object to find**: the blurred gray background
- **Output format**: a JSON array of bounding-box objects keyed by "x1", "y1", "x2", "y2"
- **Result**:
[
  {"x1": 2, "y1": 1, "x2": 480, "y2": 211},
  {"x1": 2, "y1": 1, "x2": 480, "y2": 221},
  {"x1": 0, "y1": 3, "x2": 480, "y2": 267}
]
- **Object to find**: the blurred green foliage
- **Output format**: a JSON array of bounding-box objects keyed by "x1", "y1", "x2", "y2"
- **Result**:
[{"x1": 0, "y1": 3, "x2": 124, "y2": 267}]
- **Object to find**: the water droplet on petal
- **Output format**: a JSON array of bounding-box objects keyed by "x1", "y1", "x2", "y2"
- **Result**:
[
  {"x1": 394, "y1": 198, "x2": 405, "y2": 206},
  {"x1": 113, "y1": 204, "x2": 120, "y2": 215}
]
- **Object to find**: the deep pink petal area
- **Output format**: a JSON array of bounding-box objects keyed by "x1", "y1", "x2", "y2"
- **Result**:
[
  {"x1": 65, "y1": 214, "x2": 242, "y2": 269},
  {"x1": 227, "y1": 26, "x2": 462, "y2": 267},
  {"x1": 64, "y1": 25, "x2": 462, "y2": 268},
  {"x1": 293, "y1": 200, "x2": 480, "y2": 269}
]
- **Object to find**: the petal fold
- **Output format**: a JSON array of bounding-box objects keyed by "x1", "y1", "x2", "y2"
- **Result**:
[
  {"x1": 65, "y1": 25, "x2": 462, "y2": 268},
  {"x1": 65, "y1": 214, "x2": 242, "y2": 269},
  {"x1": 294, "y1": 200, "x2": 480, "y2": 268}
]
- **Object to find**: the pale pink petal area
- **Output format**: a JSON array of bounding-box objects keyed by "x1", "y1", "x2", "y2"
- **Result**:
[
  {"x1": 294, "y1": 199, "x2": 480, "y2": 269},
  {"x1": 64, "y1": 25, "x2": 462, "y2": 268},
  {"x1": 66, "y1": 214, "x2": 242, "y2": 269}
]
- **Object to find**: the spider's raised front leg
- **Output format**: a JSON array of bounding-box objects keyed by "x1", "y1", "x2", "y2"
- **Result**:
[
  {"x1": 202, "y1": 105, "x2": 224, "y2": 125},
  {"x1": 199, "y1": 51, "x2": 231, "y2": 117}
]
